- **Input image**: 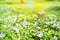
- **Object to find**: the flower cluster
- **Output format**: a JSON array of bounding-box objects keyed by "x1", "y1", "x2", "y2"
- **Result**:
[{"x1": 0, "y1": 7, "x2": 60, "y2": 40}]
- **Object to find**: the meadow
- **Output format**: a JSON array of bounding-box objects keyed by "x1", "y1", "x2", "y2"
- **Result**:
[{"x1": 0, "y1": 0, "x2": 60, "y2": 40}]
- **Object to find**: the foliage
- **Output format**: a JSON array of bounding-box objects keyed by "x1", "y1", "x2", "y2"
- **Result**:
[{"x1": 0, "y1": 7, "x2": 60, "y2": 40}]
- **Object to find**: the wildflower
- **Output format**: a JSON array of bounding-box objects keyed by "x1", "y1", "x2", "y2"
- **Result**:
[
  {"x1": 22, "y1": 20, "x2": 27, "y2": 26},
  {"x1": 8, "y1": 24, "x2": 12, "y2": 27},
  {"x1": 52, "y1": 22, "x2": 58, "y2": 26},
  {"x1": 14, "y1": 8, "x2": 16, "y2": 11},
  {"x1": 37, "y1": 32, "x2": 43, "y2": 37},
  {"x1": 23, "y1": 25, "x2": 27, "y2": 28},
  {"x1": 8, "y1": 24, "x2": 12, "y2": 30},
  {"x1": 14, "y1": 23, "x2": 19, "y2": 27},
  {"x1": 36, "y1": 26, "x2": 41, "y2": 30},
  {"x1": 57, "y1": 24, "x2": 60, "y2": 28},
  {"x1": 13, "y1": 16, "x2": 17, "y2": 22},
  {"x1": 34, "y1": 21, "x2": 37, "y2": 26},
  {"x1": 7, "y1": 16, "x2": 10, "y2": 21},
  {"x1": 48, "y1": 14, "x2": 56, "y2": 17},
  {"x1": 0, "y1": 8, "x2": 4, "y2": 13},
  {"x1": 54, "y1": 36, "x2": 58, "y2": 40},
  {"x1": 45, "y1": 21, "x2": 50, "y2": 25},
  {"x1": 37, "y1": 18, "x2": 40, "y2": 21},
  {"x1": 13, "y1": 27, "x2": 19, "y2": 33},
  {"x1": 7, "y1": 10, "x2": 11, "y2": 14},
  {"x1": 19, "y1": 13, "x2": 24, "y2": 17},
  {"x1": 0, "y1": 32, "x2": 5, "y2": 38}
]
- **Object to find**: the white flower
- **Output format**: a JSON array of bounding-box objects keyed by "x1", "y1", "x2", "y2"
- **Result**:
[
  {"x1": 37, "y1": 32, "x2": 43, "y2": 37},
  {"x1": 34, "y1": 21, "x2": 37, "y2": 26},
  {"x1": 15, "y1": 23, "x2": 19, "y2": 27},
  {"x1": 36, "y1": 26, "x2": 41, "y2": 30},
  {"x1": 13, "y1": 16, "x2": 17, "y2": 22},
  {"x1": 57, "y1": 24, "x2": 60, "y2": 28},
  {"x1": 22, "y1": 20, "x2": 27, "y2": 26},
  {"x1": 38, "y1": 18, "x2": 40, "y2": 21},
  {"x1": 52, "y1": 22, "x2": 57, "y2": 26},
  {"x1": 54, "y1": 36, "x2": 58, "y2": 40},
  {"x1": 8, "y1": 24, "x2": 13, "y2": 30},
  {"x1": 14, "y1": 8, "x2": 16, "y2": 11},
  {"x1": 0, "y1": 32, "x2": 5, "y2": 38},
  {"x1": 23, "y1": 25, "x2": 27, "y2": 28},
  {"x1": 7, "y1": 10, "x2": 11, "y2": 14},
  {"x1": 48, "y1": 14, "x2": 56, "y2": 17},
  {"x1": 8, "y1": 24, "x2": 12, "y2": 27},
  {"x1": 45, "y1": 21, "x2": 50, "y2": 25},
  {"x1": 19, "y1": 13, "x2": 24, "y2": 17},
  {"x1": 0, "y1": 8, "x2": 4, "y2": 13},
  {"x1": 7, "y1": 16, "x2": 10, "y2": 21},
  {"x1": 13, "y1": 27, "x2": 19, "y2": 33}
]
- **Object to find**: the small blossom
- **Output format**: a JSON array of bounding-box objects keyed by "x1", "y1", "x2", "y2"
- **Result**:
[
  {"x1": 14, "y1": 8, "x2": 16, "y2": 11},
  {"x1": 37, "y1": 32, "x2": 43, "y2": 37},
  {"x1": 8, "y1": 24, "x2": 12, "y2": 30},
  {"x1": 13, "y1": 16, "x2": 17, "y2": 22},
  {"x1": 36, "y1": 26, "x2": 41, "y2": 30},
  {"x1": 37, "y1": 18, "x2": 40, "y2": 21},
  {"x1": 57, "y1": 24, "x2": 60, "y2": 28},
  {"x1": 34, "y1": 21, "x2": 37, "y2": 26},
  {"x1": 23, "y1": 25, "x2": 27, "y2": 28},
  {"x1": 13, "y1": 27, "x2": 19, "y2": 33},
  {"x1": 14, "y1": 23, "x2": 19, "y2": 27},
  {"x1": 7, "y1": 16, "x2": 10, "y2": 21},
  {"x1": 0, "y1": 32, "x2": 5, "y2": 38},
  {"x1": 52, "y1": 22, "x2": 58, "y2": 26},
  {"x1": 54, "y1": 36, "x2": 58, "y2": 40},
  {"x1": 48, "y1": 14, "x2": 56, "y2": 17},
  {"x1": 8, "y1": 24, "x2": 12, "y2": 27},
  {"x1": 45, "y1": 21, "x2": 50, "y2": 25},
  {"x1": 7, "y1": 10, "x2": 11, "y2": 14},
  {"x1": 19, "y1": 13, "x2": 24, "y2": 17},
  {"x1": 22, "y1": 20, "x2": 27, "y2": 26}
]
